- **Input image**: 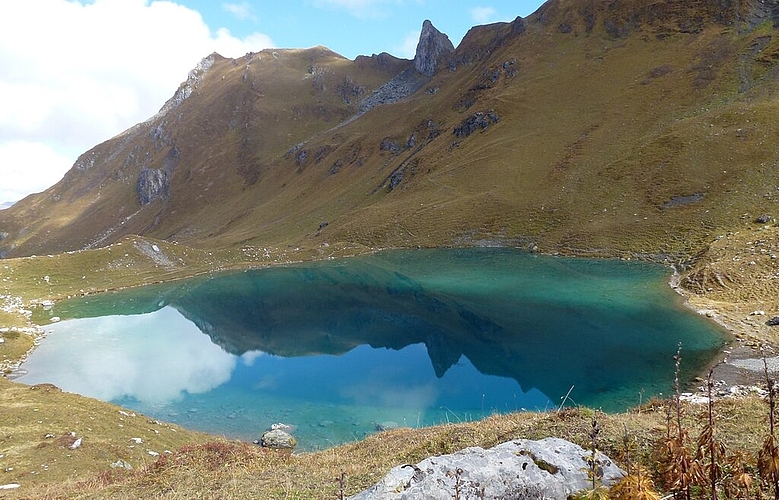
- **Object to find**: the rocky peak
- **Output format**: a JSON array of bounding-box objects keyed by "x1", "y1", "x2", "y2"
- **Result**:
[
  {"x1": 155, "y1": 54, "x2": 216, "y2": 118},
  {"x1": 413, "y1": 20, "x2": 454, "y2": 77}
]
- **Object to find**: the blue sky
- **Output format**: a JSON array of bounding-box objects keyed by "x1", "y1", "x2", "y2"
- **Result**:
[
  {"x1": 0, "y1": 0, "x2": 545, "y2": 204},
  {"x1": 182, "y1": 1, "x2": 544, "y2": 59}
]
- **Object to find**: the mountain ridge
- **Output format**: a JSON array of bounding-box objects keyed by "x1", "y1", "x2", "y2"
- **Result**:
[{"x1": 1, "y1": 0, "x2": 779, "y2": 263}]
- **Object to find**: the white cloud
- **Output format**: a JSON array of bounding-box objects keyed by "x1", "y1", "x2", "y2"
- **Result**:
[
  {"x1": 470, "y1": 6, "x2": 498, "y2": 24},
  {"x1": 0, "y1": 0, "x2": 274, "y2": 203},
  {"x1": 394, "y1": 30, "x2": 421, "y2": 60},
  {"x1": 0, "y1": 141, "x2": 73, "y2": 203},
  {"x1": 223, "y1": 1, "x2": 253, "y2": 20}
]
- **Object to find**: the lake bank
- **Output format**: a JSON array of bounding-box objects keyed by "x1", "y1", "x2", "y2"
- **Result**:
[
  {"x1": 2, "y1": 239, "x2": 769, "y2": 397},
  {"x1": 12, "y1": 248, "x2": 732, "y2": 451}
]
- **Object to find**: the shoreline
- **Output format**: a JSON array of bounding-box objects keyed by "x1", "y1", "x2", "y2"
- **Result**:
[
  {"x1": 670, "y1": 271, "x2": 778, "y2": 400},
  {"x1": 4, "y1": 248, "x2": 765, "y2": 407}
]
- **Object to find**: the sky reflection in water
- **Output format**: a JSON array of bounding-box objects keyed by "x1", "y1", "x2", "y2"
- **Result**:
[{"x1": 20, "y1": 307, "x2": 236, "y2": 404}]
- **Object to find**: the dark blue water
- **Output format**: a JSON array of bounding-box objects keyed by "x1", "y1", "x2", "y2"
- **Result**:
[{"x1": 18, "y1": 249, "x2": 729, "y2": 449}]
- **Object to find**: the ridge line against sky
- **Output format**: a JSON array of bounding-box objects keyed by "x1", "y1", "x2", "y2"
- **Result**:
[{"x1": 0, "y1": 0, "x2": 544, "y2": 204}]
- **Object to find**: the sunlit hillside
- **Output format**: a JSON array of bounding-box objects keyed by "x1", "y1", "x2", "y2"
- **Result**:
[{"x1": 1, "y1": 0, "x2": 778, "y2": 265}]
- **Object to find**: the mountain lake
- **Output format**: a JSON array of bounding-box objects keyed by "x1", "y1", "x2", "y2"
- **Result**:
[{"x1": 17, "y1": 249, "x2": 730, "y2": 450}]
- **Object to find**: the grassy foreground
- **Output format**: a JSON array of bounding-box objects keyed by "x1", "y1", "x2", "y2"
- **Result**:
[{"x1": 1, "y1": 233, "x2": 778, "y2": 498}]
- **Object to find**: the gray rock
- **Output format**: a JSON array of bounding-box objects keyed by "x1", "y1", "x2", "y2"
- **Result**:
[
  {"x1": 295, "y1": 148, "x2": 308, "y2": 167},
  {"x1": 260, "y1": 429, "x2": 297, "y2": 449},
  {"x1": 358, "y1": 69, "x2": 427, "y2": 114},
  {"x1": 155, "y1": 54, "x2": 215, "y2": 118},
  {"x1": 374, "y1": 421, "x2": 399, "y2": 432},
  {"x1": 757, "y1": 214, "x2": 773, "y2": 224},
  {"x1": 767, "y1": 316, "x2": 779, "y2": 326},
  {"x1": 414, "y1": 20, "x2": 454, "y2": 77},
  {"x1": 379, "y1": 137, "x2": 402, "y2": 154},
  {"x1": 511, "y1": 16, "x2": 527, "y2": 37},
  {"x1": 388, "y1": 167, "x2": 406, "y2": 190},
  {"x1": 348, "y1": 437, "x2": 625, "y2": 500},
  {"x1": 137, "y1": 168, "x2": 169, "y2": 205},
  {"x1": 110, "y1": 459, "x2": 133, "y2": 470},
  {"x1": 453, "y1": 111, "x2": 500, "y2": 138}
]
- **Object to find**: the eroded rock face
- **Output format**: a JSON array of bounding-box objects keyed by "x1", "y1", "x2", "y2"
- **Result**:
[
  {"x1": 137, "y1": 168, "x2": 169, "y2": 205},
  {"x1": 414, "y1": 20, "x2": 454, "y2": 77},
  {"x1": 348, "y1": 437, "x2": 625, "y2": 500},
  {"x1": 136, "y1": 146, "x2": 179, "y2": 205},
  {"x1": 453, "y1": 111, "x2": 500, "y2": 138}
]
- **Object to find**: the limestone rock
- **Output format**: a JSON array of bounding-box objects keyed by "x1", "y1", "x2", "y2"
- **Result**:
[
  {"x1": 348, "y1": 437, "x2": 625, "y2": 500},
  {"x1": 137, "y1": 168, "x2": 169, "y2": 205},
  {"x1": 260, "y1": 428, "x2": 297, "y2": 449},
  {"x1": 413, "y1": 20, "x2": 454, "y2": 77}
]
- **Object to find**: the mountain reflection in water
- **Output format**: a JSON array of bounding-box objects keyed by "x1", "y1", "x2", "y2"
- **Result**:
[{"x1": 21, "y1": 249, "x2": 729, "y2": 445}]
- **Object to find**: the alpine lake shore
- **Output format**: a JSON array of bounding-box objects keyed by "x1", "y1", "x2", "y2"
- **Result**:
[{"x1": 1, "y1": 226, "x2": 779, "y2": 499}]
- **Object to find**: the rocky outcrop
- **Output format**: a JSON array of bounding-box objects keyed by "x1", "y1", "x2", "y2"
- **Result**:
[
  {"x1": 356, "y1": 20, "x2": 452, "y2": 115},
  {"x1": 136, "y1": 145, "x2": 179, "y2": 205},
  {"x1": 348, "y1": 437, "x2": 625, "y2": 500},
  {"x1": 155, "y1": 54, "x2": 215, "y2": 119},
  {"x1": 414, "y1": 20, "x2": 454, "y2": 77},
  {"x1": 137, "y1": 168, "x2": 169, "y2": 205},
  {"x1": 358, "y1": 68, "x2": 428, "y2": 114},
  {"x1": 740, "y1": 0, "x2": 779, "y2": 32},
  {"x1": 453, "y1": 111, "x2": 499, "y2": 138}
]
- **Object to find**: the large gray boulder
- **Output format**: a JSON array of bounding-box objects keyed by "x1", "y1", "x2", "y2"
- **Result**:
[
  {"x1": 260, "y1": 428, "x2": 297, "y2": 449},
  {"x1": 348, "y1": 437, "x2": 625, "y2": 500}
]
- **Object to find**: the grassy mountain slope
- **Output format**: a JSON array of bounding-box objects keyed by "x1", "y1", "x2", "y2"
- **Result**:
[
  {"x1": 2, "y1": 0, "x2": 779, "y2": 262},
  {"x1": 3, "y1": 1, "x2": 779, "y2": 497}
]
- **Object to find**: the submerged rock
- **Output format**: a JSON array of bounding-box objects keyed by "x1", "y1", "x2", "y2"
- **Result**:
[{"x1": 348, "y1": 437, "x2": 625, "y2": 500}]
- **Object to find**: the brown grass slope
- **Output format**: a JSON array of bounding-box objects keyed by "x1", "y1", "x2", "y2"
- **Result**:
[{"x1": 1, "y1": 0, "x2": 779, "y2": 261}]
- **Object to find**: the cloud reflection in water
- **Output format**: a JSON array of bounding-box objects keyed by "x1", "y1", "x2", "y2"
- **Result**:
[{"x1": 19, "y1": 307, "x2": 236, "y2": 404}]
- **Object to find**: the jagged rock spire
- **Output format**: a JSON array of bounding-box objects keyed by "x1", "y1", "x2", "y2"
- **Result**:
[{"x1": 413, "y1": 20, "x2": 454, "y2": 77}]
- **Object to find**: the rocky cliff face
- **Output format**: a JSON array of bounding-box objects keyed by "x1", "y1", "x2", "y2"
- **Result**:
[{"x1": 413, "y1": 20, "x2": 454, "y2": 76}]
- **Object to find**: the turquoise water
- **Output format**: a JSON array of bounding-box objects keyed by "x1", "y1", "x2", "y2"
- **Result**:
[{"x1": 19, "y1": 249, "x2": 729, "y2": 449}]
